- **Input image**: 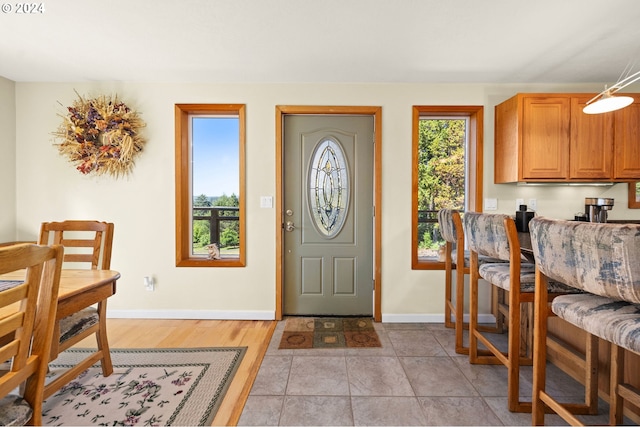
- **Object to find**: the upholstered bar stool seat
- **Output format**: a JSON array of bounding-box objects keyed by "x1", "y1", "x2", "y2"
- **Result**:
[
  {"x1": 480, "y1": 263, "x2": 582, "y2": 294},
  {"x1": 451, "y1": 249, "x2": 504, "y2": 267},
  {"x1": 552, "y1": 295, "x2": 640, "y2": 354},
  {"x1": 480, "y1": 261, "x2": 535, "y2": 287}
]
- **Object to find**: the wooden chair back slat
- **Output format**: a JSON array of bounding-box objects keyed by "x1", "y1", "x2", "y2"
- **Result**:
[
  {"x1": 0, "y1": 312, "x2": 26, "y2": 341},
  {"x1": 60, "y1": 238, "x2": 100, "y2": 248},
  {"x1": 0, "y1": 340, "x2": 20, "y2": 370},
  {"x1": 0, "y1": 283, "x2": 27, "y2": 306}
]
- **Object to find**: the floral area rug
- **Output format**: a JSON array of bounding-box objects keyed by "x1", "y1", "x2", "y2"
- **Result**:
[
  {"x1": 41, "y1": 347, "x2": 246, "y2": 426},
  {"x1": 278, "y1": 317, "x2": 381, "y2": 349}
]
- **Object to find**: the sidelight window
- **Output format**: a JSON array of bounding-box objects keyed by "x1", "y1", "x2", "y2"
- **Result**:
[
  {"x1": 411, "y1": 106, "x2": 484, "y2": 270},
  {"x1": 175, "y1": 104, "x2": 246, "y2": 267}
]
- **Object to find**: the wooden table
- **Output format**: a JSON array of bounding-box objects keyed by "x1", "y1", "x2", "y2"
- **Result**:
[{"x1": 0, "y1": 269, "x2": 120, "y2": 321}]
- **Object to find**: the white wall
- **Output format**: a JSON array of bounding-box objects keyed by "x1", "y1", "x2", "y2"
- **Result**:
[
  {"x1": 11, "y1": 81, "x2": 640, "y2": 321},
  {"x1": 0, "y1": 77, "x2": 16, "y2": 242}
]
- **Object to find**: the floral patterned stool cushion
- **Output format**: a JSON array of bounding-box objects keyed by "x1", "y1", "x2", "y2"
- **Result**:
[
  {"x1": 479, "y1": 263, "x2": 581, "y2": 294},
  {"x1": 451, "y1": 250, "x2": 505, "y2": 267},
  {"x1": 0, "y1": 394, "x2": 33, "y2": 426},
  {"x1": 59, "y1": 307, "x2": 99, "y2": 343},
  {"x1": 552, "y1": 293, "x2": 640, "y2": 353}
]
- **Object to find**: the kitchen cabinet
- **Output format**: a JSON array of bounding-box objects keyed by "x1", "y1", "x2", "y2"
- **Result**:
[
  {"x1": 570, "y1": 95, "x2": 614, "y2": 179},
  {"x1": 614, "y1": 96, "x2": 640, "y2": 179},
  {"x1": 494, "y1": 93, "x2": 640, "y2": 183}
]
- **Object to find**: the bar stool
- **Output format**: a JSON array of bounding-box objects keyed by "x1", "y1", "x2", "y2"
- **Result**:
[
  {"x1": 464, "y1": 212, "x2": 596, "y2": 413},
  {"x1": 437, "y1": 209, "x2": 505, "y2": 355},
  {"x1": 530, "y1": 217, "x2": 640, "y2": 425}
]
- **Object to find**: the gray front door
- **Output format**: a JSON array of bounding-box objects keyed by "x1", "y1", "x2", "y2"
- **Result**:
[{"x1": 283, "y1": 115, "x2": 374, "y2": 316}]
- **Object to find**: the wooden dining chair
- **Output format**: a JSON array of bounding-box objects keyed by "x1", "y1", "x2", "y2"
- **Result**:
[
  {"x1": 0, "y1": 243, "x2": 63, "y2": 426},
  {"x1": 38, "y1": 220, "x2": 115, "y2": 399},
  {"x1": 530, "y1": 217, "x2": 640, "y2": 425},
  {"x1": 437, "y1": 209, "x2": 505, "y2": 355},
  {"x1": 464, "y1": 212, "x2": 597, "y2": 414}
]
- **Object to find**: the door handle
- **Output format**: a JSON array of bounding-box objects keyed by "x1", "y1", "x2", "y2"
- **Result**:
[{"x1": 285, "y1": 221, "x2": 296, "y2": 232}]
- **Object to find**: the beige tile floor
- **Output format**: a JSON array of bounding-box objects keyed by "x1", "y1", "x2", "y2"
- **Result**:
[{"x1": 238, "y1": 320, "x2": 632, "y2": 426}]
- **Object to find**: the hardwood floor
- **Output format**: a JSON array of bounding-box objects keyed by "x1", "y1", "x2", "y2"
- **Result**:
[{"x1": 83, "y1": 319, "x2": 276, "y2": 426}]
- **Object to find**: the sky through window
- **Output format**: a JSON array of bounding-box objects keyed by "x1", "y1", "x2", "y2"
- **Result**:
[{"x1": 191, "y1": 116, "x2": 239, "y2": 198}]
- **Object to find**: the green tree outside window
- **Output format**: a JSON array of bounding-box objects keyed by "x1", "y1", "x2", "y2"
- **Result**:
[{"x1": 417, "y1": 119, "x2": 466, "y2": 255}]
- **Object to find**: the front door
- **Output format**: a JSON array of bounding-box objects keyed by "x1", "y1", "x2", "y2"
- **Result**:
[{"x1": 283, "y1": 115, "x2": 374, "y2": 316}]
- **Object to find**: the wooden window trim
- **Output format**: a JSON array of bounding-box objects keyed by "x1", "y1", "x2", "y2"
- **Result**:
[
  {"x1": 629, "y1": 182, "x2": 640, "y2": 208},
  {"x1": 411, "y1": 105, "x2": 484, "y2": 270},
  {"x1": 175, "y1": 104, "x2": 246, "y2": 267}
]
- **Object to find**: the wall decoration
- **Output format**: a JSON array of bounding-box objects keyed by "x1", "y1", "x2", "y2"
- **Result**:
[{"x1": 53, "y1": 92, "x2": 146, "y2": 177}]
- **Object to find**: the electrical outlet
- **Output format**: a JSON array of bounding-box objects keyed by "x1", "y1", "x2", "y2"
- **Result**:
[
  {"x1": 516, "y1": 198, "x2": 524, "y2": 210},
  {"x1": 144, "y1": 276, "x2": 155, "y2": 291},
  {"x1": 528, "y1": 198, "x2": 537, "y2": 211}
]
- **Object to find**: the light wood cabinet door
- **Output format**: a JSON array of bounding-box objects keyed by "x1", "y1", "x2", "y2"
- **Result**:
[
  {"x1": 570, "y1": 96, "x2": 614, "y2": 179},
  {"x1": 614, "y1": 95, "x2": 640, "y2": 179},
  {"x1": 521, "y1": 96, "x2": 570, "y2": 180}
]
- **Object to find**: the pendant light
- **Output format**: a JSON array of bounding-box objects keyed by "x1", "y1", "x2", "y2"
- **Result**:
[{"x1": 583, "y1": 69, "x2": 640, "y2": 114}]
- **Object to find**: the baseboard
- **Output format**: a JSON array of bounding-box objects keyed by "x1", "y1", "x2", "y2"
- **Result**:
[
  {"x1": 107, "y1": 309, "x2": 276, "y2": 320},
  {"x1": 108, "y1": 309, "x2": 495, "y2": 324},
  {"x1": 382, "y1": 313, "x2": 497, "y2": 324}
]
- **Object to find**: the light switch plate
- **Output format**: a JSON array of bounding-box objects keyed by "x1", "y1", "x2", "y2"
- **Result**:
[
  {"x1": 485, "y1": 198, "x2": 498, "y2": 211},
  {"x1": 260, "y1": 196, "x2": 273, "y2": 208},
  {"x1": 144, "y1": 276, "x2": 154, "y2": 291}
]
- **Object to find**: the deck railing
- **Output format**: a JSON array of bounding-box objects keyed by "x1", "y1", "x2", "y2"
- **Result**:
[
  {"x1": 417, "y1": 209, "x2": 447, "y2": 259},
  {"x1": 193, "y1": 206, "x2": 239, "y2": 246},
  {"x1": 417, "y1": 209, "x2": 439, "y2": 226},
  {"x1": 192, "y1": 208, "x2": 441, "y2": 248}
]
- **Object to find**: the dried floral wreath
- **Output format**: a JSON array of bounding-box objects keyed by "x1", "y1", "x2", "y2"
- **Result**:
[{"x1": 53, "y1": 92, "x2": 146, "y2": 177}]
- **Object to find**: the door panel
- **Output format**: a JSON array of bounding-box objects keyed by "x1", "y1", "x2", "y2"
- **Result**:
[{"x1": 283, "y1": 115, "x2": 374, "y2": 316}]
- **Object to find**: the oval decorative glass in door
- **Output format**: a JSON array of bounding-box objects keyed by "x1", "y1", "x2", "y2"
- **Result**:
[{"x1": 308, "y1": 137, "x2": 350, "y2": 238}]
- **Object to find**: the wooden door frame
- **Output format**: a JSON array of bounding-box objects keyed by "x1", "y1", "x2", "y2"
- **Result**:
[{"x1": 275, "y1": 106, "x2": 382, "y2": 321}]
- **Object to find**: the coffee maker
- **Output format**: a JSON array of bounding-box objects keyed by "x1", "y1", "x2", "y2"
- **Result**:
[{"x1": 584, "y1": 197, "x2": 614, "y2": 223}]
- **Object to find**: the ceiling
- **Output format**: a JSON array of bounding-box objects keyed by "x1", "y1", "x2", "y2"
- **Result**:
[{"x1": 2, "y1": 0, "x2": 640, "y2": 84}]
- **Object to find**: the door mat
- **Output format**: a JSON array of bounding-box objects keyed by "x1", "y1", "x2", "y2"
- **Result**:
[{"x1": 279, "y1": 317, "x2": 381, "y2": 349}]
